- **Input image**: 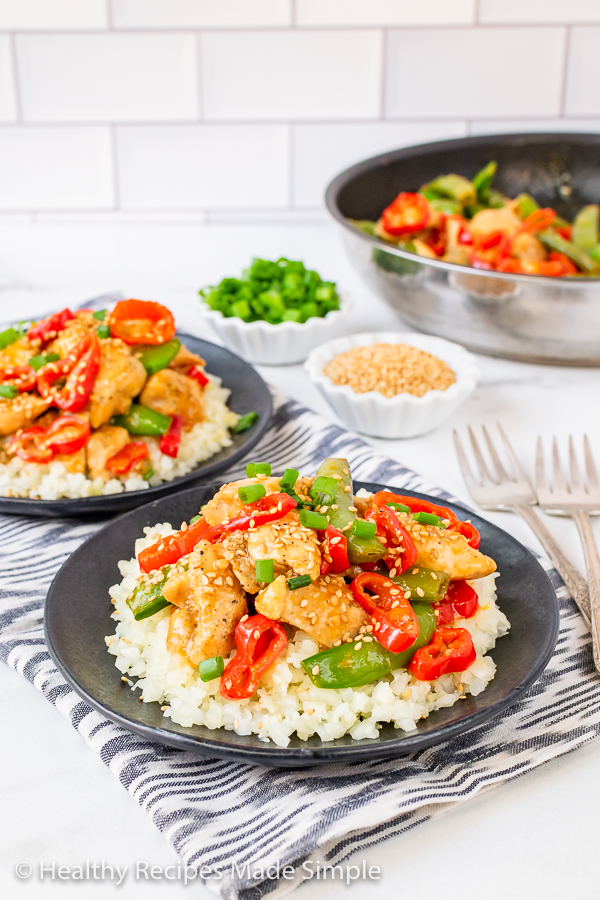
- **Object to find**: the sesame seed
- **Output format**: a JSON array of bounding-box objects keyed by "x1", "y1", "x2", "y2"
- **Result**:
[
  {"x1": 391, "y1": 600, "x2": 400, "y2": 608},
  {"x1": 312, "y1": 665, "x2": 319, "y2": 675},
  {"x1": 240, "y1": 614, "x2": 248, "y2": 622},
  {"x1": 412, "y1": 568, "x2": 419, "y2": 575},
  {"x1": 235, "y1": 719, "x2": 239, "y2": 729},
  {"x1": 354, "y1": 641, "x2": 362, "y2": 650},
  {"x1": 389, "y1": 568, "x2": 397, "y2": 577},
  {"x1": 416, "y1": 587, "x2": 425, "y2": 597},
  {"x1": 305, "y1": 709, "x2": 315, "y2": 715},
  {"x1": 300, "y1": 599, "x2": 308, "y2": 607},
  {"x1": 402, "y1": 689, "x2": 412, "y2": 699},
  {"x1": 323, "y1": 343, "x2": 456, "y2": 398}
]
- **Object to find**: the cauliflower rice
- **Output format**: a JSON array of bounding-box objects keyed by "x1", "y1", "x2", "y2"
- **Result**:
[
  {"x1": 0, "y1": 376, "x2": 238, "y2": 500},
  {"x1": 106, "y1": 522, "x2": 511, "y2": 747}
]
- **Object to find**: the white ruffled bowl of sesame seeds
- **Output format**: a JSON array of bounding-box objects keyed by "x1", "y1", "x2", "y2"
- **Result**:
[{"x1": 305, "y1": 332, "x2": 480, "y2": 439}]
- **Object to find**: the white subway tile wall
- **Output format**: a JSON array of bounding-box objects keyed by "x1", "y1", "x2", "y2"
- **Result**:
[{"x1": 0, "y1": 6, "x2": 594, "y2": 218}]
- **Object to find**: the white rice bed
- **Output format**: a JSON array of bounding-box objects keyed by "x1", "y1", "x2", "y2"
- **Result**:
[
  {"x1": 106, "y1": 522, "x2": 511, "y2": 747},
  {"x1": 0, "y1": 377, "x2": 238, "y2": 500}
]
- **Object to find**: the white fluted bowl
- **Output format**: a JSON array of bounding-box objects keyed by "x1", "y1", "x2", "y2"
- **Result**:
[
  {"x1": 305, "y1": 332, "x2": 480, "y2": 439},
  {"x1": 197, "y1": 294, "x2": 351, "y2": 366}
]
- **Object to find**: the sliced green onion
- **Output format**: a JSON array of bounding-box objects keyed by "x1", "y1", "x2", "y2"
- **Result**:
[
  {"x1": 142, "y1": 467, "x2": 155, "y2": 482},
  {"x1": 0, "y1": 384, "x2": 18, "y2": 399},
  {"x1": 350, "y1": 519, "x2": 377, "y2": 540},
  {"x1": 28, "y1": 354, "x2": 47, "y2": 372},
  {"x1": 387, "y1": 502, "x2": 411, "y2": 514},
  {"x1": 92, "y1": 309, "x2": 108, "y2": 321},
  {"x1": 238, "y1": 483, "x2": 266, "y2": 504},
  {"x1": 280, "y1": 468, "x2": 299, "y2": 490},
  {"x1": 412, "y1": 511, "x2": 444, "y2": 527},
  {"x1": 310, "y1": 475, "x2": 338, "y2": 502},
  {"x1": 255, "y1": 559, "x2": 275, "y2": 583},
  {"x1": 246, "y1": 461, "x2": 271, "y2": 478},
  {"x1": 198, "y1": 656, "x2": 224, "y2": 682},
  {"x1": 0, "y1": 327, "x2": 19, "y2": 350},
  {"x1": 287, "y1": 574, "x2": 311, "y2": 590},
  {"x1": 190, "y1": 515, "x2": 202, "y2": 524},
  {"x1": 299, "y1": 509, "x2": 328, "y2": 530},
  {"x1": 232, "y1": 411, "x2": 258, "y2": 434},
  {"x1": 96, "y1": 324, "x2": 111, "y2": 339}
]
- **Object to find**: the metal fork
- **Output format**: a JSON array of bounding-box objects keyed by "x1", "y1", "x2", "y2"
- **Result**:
[
  {"x1": 454, "y1": 424, "x2": 591, "y2": 625},
  {"x1": 536, "y1": 436, "x2": 600, "y2": 670}
]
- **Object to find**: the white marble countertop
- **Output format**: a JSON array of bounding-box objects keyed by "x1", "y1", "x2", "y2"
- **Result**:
[{"x1": 2, "y1": 221, "x2": 600, "y2": 900}]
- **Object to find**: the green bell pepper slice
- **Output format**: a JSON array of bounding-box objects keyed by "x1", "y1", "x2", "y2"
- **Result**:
[
  {"x1": 301, "y1": 602, "x2": 436, "y2": 689},
  {"x1": 139, "y1": 338, "x2": 181, "y2": 375},
  {"x1": 428, "y1": 197, "x2": 462, "y2": 216},
  {"x1": 115, "y1": 404, "x2": 172, "y2": 436},
  {"x1": 387, "y1": 566, "x2": 450, "y2": 603},
  {"x1": 516, "y1": 193, "x2": 539, "y2": 220},
  {"x1": 427, "y1": 174, "x2": 476, "y2": 207},
  {"x1": 538, "y1": 230, "x2": 599, "y2": 273},
  {"x1": 127, "y1": 567, "x2": 171, "y2": 620},
  {"x1": 349, "y1": 219, "x2": 376, "y2": 236},
  {"x1": 312, "y1": 458, "x2": 385, "y2": 565},
  {"x1": 572, "y1": 205, "x2": 599, "y2": 252},
  {"x1": 472, "y1": 160, "x2": 497, "y2": 199}
]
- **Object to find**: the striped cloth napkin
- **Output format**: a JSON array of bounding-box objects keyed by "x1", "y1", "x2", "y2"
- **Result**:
[{"x1": 2, "y1": 390, "x2": 599, "y2": 900}]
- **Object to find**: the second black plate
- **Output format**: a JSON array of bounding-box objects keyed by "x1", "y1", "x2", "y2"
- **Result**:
[{"x1": 0, "y1": 334, "x2": 272, "y2": 517}]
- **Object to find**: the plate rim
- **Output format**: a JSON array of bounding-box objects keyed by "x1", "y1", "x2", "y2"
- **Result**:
[
  {"x1": 44, "y1": 482, "x2": 560, "y2": 766},
  {"x1": 0, "y1": 333, "x2": 273, "y2": 517}
]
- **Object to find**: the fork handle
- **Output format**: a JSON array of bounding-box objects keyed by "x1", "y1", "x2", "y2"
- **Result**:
[
  {"x1": 513, "y1": 503, "x2": 591, "y2": 626},
  {"x1": 573, "y1": 511, "x2": 600, "y2": 672}
]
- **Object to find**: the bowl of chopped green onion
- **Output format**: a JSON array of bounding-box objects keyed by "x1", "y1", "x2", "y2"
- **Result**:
[{"x1": 197, "y1": 257, "x2": 350, "y2": 365}]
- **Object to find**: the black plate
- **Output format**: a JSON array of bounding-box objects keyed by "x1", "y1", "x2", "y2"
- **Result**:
[
  {"x1": 45, "y1": 481, "x2": 559, "y2": 767},
  {"x1": 0, "y1": 334, "x2": 272, "y2": 518}
]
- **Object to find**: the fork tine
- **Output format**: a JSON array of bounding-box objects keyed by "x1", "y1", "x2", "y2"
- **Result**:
[
  {"x1": 551, "y1": 436, "x2": 569, "y2": 494},
  {"x1": 497, "y1": 422, "x2": 531, "y2": 484},
  {"x1": 535, "y1": 436, "x2": 548, "y2": 494},
  {"x1": 453, "y1": 430, "x2": 480, "y2": 492},
  {"x1": 568, "y1": 436, "x2": 584, "y2": 493},
  {"x1": 482, "y1": 424, "x2": 513, "y2": 482},
  {"x1": 468, "y1": 426, "x2": 496, "y2": 484},
  {"x1": 584, "y1": 435, "x2": 600, "y2": 492}
]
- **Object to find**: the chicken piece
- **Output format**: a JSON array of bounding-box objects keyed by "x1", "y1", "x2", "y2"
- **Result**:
[
  {"x1": 140, "y1": 368, "x2": 205, "y2": 429},
  {"x1": 55, "y1": 447, "x2": 86, "y2": 474},
  {"x1": 0, "y1": 393, "x2": 51, "y2": 437},
  {"x1": 247, "y1": 510, "x2": 321, "y2": 580},
  {"x1": 0, "y1": 337, "x2": 38, "y2": 368},
  {"x1": 166, "y1": 607, "x2": 196, "y2": 657},
  {"x1": 202, "y1": 476, "x2": 282, "y2": 527},
  {"x1": 468, "y1": 207, "x2": 522, "y2": 239},
  {"x1": 443, "y1": 217, "x2": 471, "y2": 266},
  {"x1": 85, "y1": 424, "x2": 130, "y2": 480},
  {"x1": 397, "y1": 513, "x2": 496, "y2": 580},
  {"x1": 86, "y1": 340, "x2": 147, "y2": 429},
  {"x1": 163, "y1": 540, "x2": 247, "y2": 666},
  {"x1": 256, "y1": 574, "x2": 368, "y2": 648},
  {"x1": 45, "y1": 311, "x2": 98, "y2": 357},
  {"x1": 510, "y1": 232, "x2": 546, "y2": 262},
  {"x1": 220, "y1": 531, "x2": 260, "y2": 593},
  {"x1": 169, "y1": 344, "x2": 205, "y2": 372}
]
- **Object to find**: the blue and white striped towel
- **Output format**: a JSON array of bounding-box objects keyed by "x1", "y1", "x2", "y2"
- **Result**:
[{"x1": 2, "y1": 390, "x2": 599, "y2": 900}]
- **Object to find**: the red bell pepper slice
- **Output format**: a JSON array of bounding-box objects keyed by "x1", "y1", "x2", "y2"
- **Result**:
[
  {"x1": 27, "y1": 308, "x2": 74, "y2": 345},
  {"x1": 520, "y1": 208, "x2": 556, "y2": 233},
  {"x1": 106, "y1": 441, "x2": 149, "y2": 475},
  {"x1": 220, "y1": 614, "x2": 287, "y2": 700},
  {"x1": 381, "y1": 192, "x2": 430, "y2": 236},
  {"x1": 203, "y1": 492, "x2": 297, "y2": 543},
  {"x1": 370, "y1": 491, "x2": 481, "y2": 549},
  {"x1": 434, "y1": 580, "x2": 479, "y2": 626},
  {"x1": 159, "y1": 414, "x2": 183, "y2": 458},
  {"x1": 45, "y1": 416, "x2": 91, "y2": 455},
  {"x1": 0, "y1": 365, "x2": 36, "y2": 393},
  {"x1": 320, "y1": 525, "x2": 349, "y2": 576},
  {"x1": 9, "y1": 426, "x2": 54, "y2": 463},
  {"x1": 497, "y1": 258, "x2": 565, "y2": 277},
  {"x1": 473, "y1": 230, "x2": 504, "y2": 252},
  {"x1": 188, "y1": 365, "x2": 209, "y2": 388},
  {"x1": 109, "y1": 299, "x2": 176, "y2": 346},
  {"x1": 365, "y1": 503, "x2": 417, "y2": 574},
  {"x1": 548, "y1": 251, "x2": 578, "y2": 275},
  {"x1": 37, "y1": 332, "x2": 101, "y2": 413},
  {"x1": 138, "y1": 516, "x2": 210, "y2": 574},
  {"x1": 555, "y1": 225, "x2": 572, "y2": 240},
  {"x1": 409, "y1": 626, "x2": 476, "y2": 681},
  {"x1": 351, "y1": 572, "x2": 420, "y2": 654}
]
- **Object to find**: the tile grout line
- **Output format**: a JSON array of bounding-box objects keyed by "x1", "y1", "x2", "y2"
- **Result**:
[
  {"x1": 559, "y1": 25, "x2": 571, "y2": 116},
  {"x1": 379, "y1": 29, "x2": 387, "y2": 120},
  {"x1": 196, "y1": 31, "x2": 203, "y2": 121},
  {"x1": 288, "y1": 123, "x2": 294, "y2": 209},
  {"x1": 109, "y1": 125, "x2": 120, "y2": 210},
  {"x1": 105, "y1": 0, "x2": 113, "y2": 30},
  {"x1": 8, "y1": 32, "x2": 22, "y2": 123}
]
